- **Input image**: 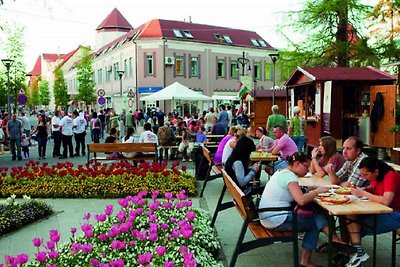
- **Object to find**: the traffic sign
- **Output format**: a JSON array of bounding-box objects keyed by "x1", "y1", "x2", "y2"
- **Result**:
[
  {"x1": 128, "y1": 98, "x2": 133, "y2": 108},
  {"x1": 98, "y1": 97, "x2": 106, "y2": 105},
  {"x1": 97, "y1": 89, "x2": 105, "y2": 97},
  {"x1": 127, "y1": 88, "x2": 135, "y2": 98},
  {"x1": 18, "y1": 88, "x2": 26, "y2": 95},
  {"x1": 17, "y1": 95, "x2": 27, "y2": 105}
]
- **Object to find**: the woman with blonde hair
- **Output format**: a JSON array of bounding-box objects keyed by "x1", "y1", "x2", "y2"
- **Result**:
[
  {"x1": 214, "y1": 126, "x2": 238, "y2": 165},
  {"x1": 310, "y1": 136, "x2": 345, "y2": 178}
]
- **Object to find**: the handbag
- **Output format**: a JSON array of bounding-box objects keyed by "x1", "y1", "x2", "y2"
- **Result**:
[{"x1": 294, "y1": 203, "x2": 316, "y2": 217}]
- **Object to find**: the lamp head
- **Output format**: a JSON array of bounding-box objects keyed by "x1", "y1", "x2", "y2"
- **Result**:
[
  {"x1": 268, "y1": 53, "x2": 279, "y2": 63},
  {"x1": 1, "y1": 58, "x2": 14, "y2": 70},
  {"x1": 117, "y1": 70, "x2": 125, "y2": 78}
]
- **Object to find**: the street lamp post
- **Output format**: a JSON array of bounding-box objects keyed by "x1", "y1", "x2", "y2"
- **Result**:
[
  {"x1": 237, "y1": 51, "x2": 251, "y2": 76},
  {"x1": 2, "y1": 59, "x2": 14, "y2": 114},
  {"x1": 117, "y1": 70, "x2": 125, "y2": 98},
  {"x1": 269, "y1": 53, "x2": 279, "y2": 105}
]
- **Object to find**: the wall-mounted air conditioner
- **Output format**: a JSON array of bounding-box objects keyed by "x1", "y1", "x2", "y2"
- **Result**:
[{"x1": 165, "y1": 57, "x2": 175, "y2": 65}]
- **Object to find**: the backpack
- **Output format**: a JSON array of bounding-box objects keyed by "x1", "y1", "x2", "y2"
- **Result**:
[{"x1": 158, "y1": 127, "x2": 171, "y2": 146}]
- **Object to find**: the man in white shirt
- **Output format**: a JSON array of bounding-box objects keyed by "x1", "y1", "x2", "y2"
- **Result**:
[
  {"x1": 51, "y1": 110, "x2": 62, "y2": 157},
  {"x1": 59, "y1": 110, "x2": 74, "y2": 159},
  {"x1": 139, "y1": 122, "x2": 158, "y2": 155},
  {"x1": 18, "y1": 112, "x2": 31, "y2": 143},
  {"x1": 72, "y1": 110, "x2": 87, "y2": 157}
]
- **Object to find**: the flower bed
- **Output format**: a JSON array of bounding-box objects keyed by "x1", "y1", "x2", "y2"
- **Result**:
[
  {"x1": 4, "y1": 191, "x2": 222, "y2": 267},
  {"x1": 0, "y1": 195, "x2": 53, "y2": 236},
  {"x1": 0, "y1": 161, "x2": 197, "y2": 198}
]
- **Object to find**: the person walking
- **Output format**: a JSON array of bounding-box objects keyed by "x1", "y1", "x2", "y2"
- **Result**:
[
  {"x1": 98, "y1": 110, "x2": 106, "y2": 139},
  {"x1": 90, "y1": 112, "x2": 102, "y2": 144},
  {"x1": 18, "y1": 112, "x2": 31, "y2": 145},
  {"x1": 59, "y1": 110, "x2": 74, "y2": 159},
  {"x1": 266, "y1": 105, "x2": 287, "y2": 139},
  {"x1": 6, "y1": 113, "x2": 23, "y2": 160},
  {"x1": 289, "y1": 106, "x2": 307, "y2": 152},
  {"x1": 72, "y1": 110, "x2": 87, "y2": 156},
  {"x1": 32, "y1": 114, "x2": 49, "y2": 159},
  {"x1": 51, "y1": 110, "x2": 62, "y2": 157}
]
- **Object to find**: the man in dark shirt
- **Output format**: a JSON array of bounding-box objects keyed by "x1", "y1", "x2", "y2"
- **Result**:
[
  {"x1": 210, "y1": 118, "x2": 227, "y2": 135},
  {"x1": 6, "y1": 113, "x2": 23, "y2": 160}
]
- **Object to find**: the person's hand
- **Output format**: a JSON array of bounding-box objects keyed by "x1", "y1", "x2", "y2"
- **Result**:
[
  {"x1": 252, "y1": 162, "x2": 261, "y2": 172},
  {"x1": 315, "y1": 186, "x2": 330, "y2": 194},
  {"x1": 350, "y1": 187, "x2": 364, "y2": 198},
  {"x1": 325, "y1": 163, "x2": 334, "y2": 174},
  {"x1": 311, "y1": 148, "x2": 319, "y2": 159}
]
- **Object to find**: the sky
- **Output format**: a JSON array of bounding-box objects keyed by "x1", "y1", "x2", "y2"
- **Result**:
[{"x1": 0, "y1": 0, "x2": 309, "y2": 71}]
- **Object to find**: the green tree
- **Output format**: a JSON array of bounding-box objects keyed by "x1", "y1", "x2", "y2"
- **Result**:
[
  {"x1": 39, "y1": 79, "x2": 50, "y2": 106},
  {"x1": 1, "y1": 22, "x2": 27, "y2": 109},
  {"x1": 29, "y1": 76, "x2": 40, "y2": 107},
  {"x1": 280, "y1": 0, "x2": 376, "y2": 68},
  {"x1": 53, "y1": 65, "x2": 69, "y2": 108},
  {"x1": 76, "y1": 47, "x2": 96, "y2": 107}
]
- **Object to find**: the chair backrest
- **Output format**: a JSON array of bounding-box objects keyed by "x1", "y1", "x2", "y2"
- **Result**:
[
  {"x1": 221, "y1": 169, "x2": 256, "y2": 221},
  {"x1": 202, "y1": 145, "x2": 213, "y2": 164},
  {"x1": 88, "y1": 143, "x2": 157, "y2": 153}
]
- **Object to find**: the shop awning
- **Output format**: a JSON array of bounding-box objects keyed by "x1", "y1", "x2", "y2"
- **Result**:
[{"x1": 211, "y1": 95, "x2": 240, "y2": 101}]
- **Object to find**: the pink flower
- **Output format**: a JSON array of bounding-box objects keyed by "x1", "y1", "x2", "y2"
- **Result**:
[
  {"x1": 118, "y1": 198, "x2": 129, "y2": 208},
  {"x1": 84, "y1": 229, "x2": 94, "y2": 238},
  {"x1": 137, "y1": 252, "x2": 153, "y2": 265},
  {"x1": 161, "y1": 223, "x2": 169, "y2": 230},
  {"x1": 95, "y1": 214, "x2": 107, "y2": 222},
  {"x1": 105, "y1": 205, "x2": 114, "y2": 216},
  {"x1": 82, "y1": 244, "x2": 93, "y2": 253},
  {"x1": 183, "y1": 252, "x2": 197, "y2": 267},
  {"x1": 186, "y1": 211, "x2": 196, "y2": 221},
  {"x1": 90, "y1": 258, "x2": 100, "y2": 267},
  {"x1": 16, "y1": 254, "x2": 29, "y2": 265},
  {"x1": 151, "y1": 190, "x2": 159, "y2": 199},
  {"x1": 110, "y1": 258, "x2": 125, "y2": 267},
  {"x1": 4, "y1": 255, "x2": 17, "y2": 266},
  {"x1": 98, "y1": 233, "x2": 108, "y2": 241},
  {"x1": 156, "y1": 246, "x2": 166, "y2": 256},
  {"x1": 164, "y1": 261, "x2": 174, "y2": 267},
  {"x1": 83, "y1": 213, "x2": 91, "y2": 220},
  {"x1": 149, "y1": 233, "x2": 158, "y2": 241},
  {"x1": 32, "y1": 238, "x2": 43, "y2": 247},
  {"x1": 49, "y1": 229, "x2": 60, "y2": 243},
  {"x1": 117, "y1": 210, "x2": 126, "y2": 223},
  {"x1": 71, "y1": 227, "x2": 77, "y2": 235},
  {"x1": 48, "y1": 250, "x2": 59, "y2": 259},
  {"x1": 179, "y1": 246, "x2": 188, "y2": 254},
  {"x1": 35, "y1": 252, "x2": 47, "y2": 263},
  {"x1": 164, "y1": 192, "x2": 173, "y2": 200},
  {"x1": 45, "y1": 240, "x2": 55, "y2": 250}
]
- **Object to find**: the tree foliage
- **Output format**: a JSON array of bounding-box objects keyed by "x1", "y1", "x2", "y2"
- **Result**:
[
  {"x1": 39, "y1": 79, "x2": 50, "y2": 106},
  {"x1": 76, "y1": 47, "x2": 96, "y2": 107},
  {"x1": 53, "y1": 66, "x2": 69, "y2": 108},
  {"x1": 29, "y1": 77, "x2": 40, "y2": 107},
  {"x1": 280, "y1": 0, "x2": 377, "y2": 68}
]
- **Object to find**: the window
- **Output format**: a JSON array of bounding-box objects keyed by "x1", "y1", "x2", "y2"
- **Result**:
[
  {"x1": 190, "y1": 57, "x2": 199, "y2": 77},
  {"x1": 265, "y1": 63, "x2": 273, "y2": 80},
  {"x1": 230, "y1": 60, "x2": 238, "y2": 78},
  {"x1": 217, "y1": 59, "x2": 225, "y2": 78},
  {"x1": 97, "y1": 69, "x2": 103, "y2": 84},
  {"x1": 124, "y1": 59, "x2": 128, "y2": 78},
  {"x1": 223, "y1": 35, "x2": 232, "y2": 44},
  {"x1": 105, "y1": 66, "x2": 111, "y2": 82},
  {"x1": 173, "y1": 29, "x2": 183, "y2": 38},
  {"x1": 129, "y1": 57, "x2": 133, "y2": 77},
  {"x1": 183, "y1": 30, "x2": 193, "y2": 39},
  {"x1": 214, "y1": 34, "x2": 225, "y2": 43},
  {"x1": 146, "y1": 55, "x2": 154, "y2": 75},
  {"x1": 258, "y1": 39, "x2": 267, "y2": 47},
  {"x1": 175, "y1": 56, "x2": 184, "y2": 76},
  {"x1": 113, "y1": 62, "x2": 119, "y2": 80},
  {"x1": 250, "y1": 38, "x2": 260, "y2": 46},
  {"x1": 254, "y1": 62, "x2": 261, "y2": 80}
]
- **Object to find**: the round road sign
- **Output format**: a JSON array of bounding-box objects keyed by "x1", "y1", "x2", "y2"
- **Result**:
[
  {"x1": 98, "y1": 97, "x2": 106, "y2": 105},
  {"x1": 97, "y1": 89, "x2": 105, "y2": 97},
  {"x1": 17, "y1": 95, "x2": 27, "y2": 105},
  {"x1": 128, "y1": 98, "x2": 133, "y2": 108}
]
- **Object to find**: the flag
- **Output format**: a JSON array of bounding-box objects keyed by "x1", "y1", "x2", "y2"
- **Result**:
[{"x1": 238, "y1": 81, "x2": 251, "y2": 99}]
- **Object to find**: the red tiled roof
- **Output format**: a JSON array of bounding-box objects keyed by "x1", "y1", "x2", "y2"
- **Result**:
[
  {"x1": 42, "y1": 53, "x2": 63, "y2": 62},
  {"x1": 27, "y1": 56, "x2": 41, "y2": 76},
  {"x1": 96, "y1": 8, "x2": 132, "y2": 31},
  {"x1": 95, "y1": 18, "x2": 275, "y2": 56},
  {"x1": 59, "y1": 46, "x2": 81, "y2": 67}
]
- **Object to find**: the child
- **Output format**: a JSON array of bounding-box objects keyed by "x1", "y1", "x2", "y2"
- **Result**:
[
  {"x1": 21, "y1": 134, "x2": 30, "y2": 159},
  {"x1": 195, "y1": 125, "x2": 207, "y2": 144}
]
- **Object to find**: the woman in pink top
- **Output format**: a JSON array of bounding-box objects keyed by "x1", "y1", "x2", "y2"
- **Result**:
[
  {"x1": 214, "y1": 126, "x2": 237, "y2": 165},
  {"x1": 310, "y1": 136, "x2": 345, "y2": 178}
]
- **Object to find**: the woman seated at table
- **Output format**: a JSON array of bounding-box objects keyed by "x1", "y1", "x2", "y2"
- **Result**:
[
  {"x1": 259, "y1": 152, "x2": 344, "y2": 267},
  {"x1": 255, "y1": 126, "x2": 274, "y2": 151},
  {"x1": 345, "y1": 157, "x2": 400, "y2": 266},
  {"x1": 310, "y1": 136, "x2": 345, "y2": 178},
  {"x1": 221, "y1": 128, "x2": 246, "y2": 166},
  {"x1": 214, "y1": 126, "x2": 238, "y2": 165},
  {"x1": 224, "y1": 135, "x2": 260, "y2": 189}
]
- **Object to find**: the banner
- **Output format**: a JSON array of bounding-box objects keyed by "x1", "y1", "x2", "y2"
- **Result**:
[{"x1": 238, "y1": 76, "x2": 252, "y2": 99}]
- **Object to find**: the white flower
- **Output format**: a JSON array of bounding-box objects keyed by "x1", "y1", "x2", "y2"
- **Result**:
[
  {"x1": 11, "y1": 194, "x2": 16, "y2": 199},
  {"x1": 23, "y1": 195, "x2": 31, "y2": 200}
]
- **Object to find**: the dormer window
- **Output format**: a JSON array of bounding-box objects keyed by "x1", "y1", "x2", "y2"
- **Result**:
[
  {"x1": 183, "y1": 30, "x2": 193, "y2": 39},
  {"x1": 258, "y1": 39, "x2": 267, "y2": 47},
  {"x1": 250, "y1": 38, "x2": 260, "y2": 46},
  {"x1": 214, "y1": 34, "x2": 225, "y2": 43},
  {"x1": 223, "y1": 35, "x2": 232, "y2": 44},
  {"x1": 173, "y1": 29, "x2": 183, "y2": 38}
]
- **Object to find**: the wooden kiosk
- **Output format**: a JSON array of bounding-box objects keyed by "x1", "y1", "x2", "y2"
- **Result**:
[{"x1": 284, "y1": 66, "x2": 396, "y2": 149}]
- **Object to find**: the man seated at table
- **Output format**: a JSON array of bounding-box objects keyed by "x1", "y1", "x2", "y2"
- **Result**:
[
  {"x1": 209, "y1": 118, "x2": 227, "y2": 136},
  {"x1": 326, "y1": 136, "x2": 368, "y2": 188},
  {"x1": 267, "y1": 126, "x2": 298, "y2": 171}
]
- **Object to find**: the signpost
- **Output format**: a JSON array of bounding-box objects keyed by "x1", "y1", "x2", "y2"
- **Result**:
[
  {"x1": 17, "y1": 88, "x2": 27, "y2": 106},
  {"x1": 127, "y1": 88, "x2": 135, "y2": 110},
  {"x1": 98, "y1": 97, "x2": 106, "y2": 105}
]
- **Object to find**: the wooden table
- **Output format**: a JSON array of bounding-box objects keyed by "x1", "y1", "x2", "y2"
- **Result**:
[
  {"x1": 250, "y1": 151, "x2": 278, "y2": 162},
  {"x1": 299, "y1": 175, "x2": 393, "y2": 267}
]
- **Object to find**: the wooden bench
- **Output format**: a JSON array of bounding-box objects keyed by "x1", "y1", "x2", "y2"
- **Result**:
[
  {"x1": 211, "y1": 169, "x2": 299, "y2": 267},
  {"x1": 87, "y1": 143, "x2": 157, "y2": 164},
  {"x1": 199, "y1": 146, "x2": 223, "y2": 197}
]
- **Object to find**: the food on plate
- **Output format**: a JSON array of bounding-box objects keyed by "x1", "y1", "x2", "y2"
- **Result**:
[
  {"x1": 320, "y1": 196, "x2": 350, "y2": 205},
  {"x1": 335, "y1": 187, "x2": 352, "y2": 195},
  {"x1": 318, "y1": 192, "x2": 332, "y2": 197}
]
